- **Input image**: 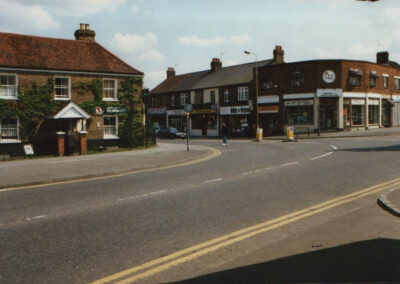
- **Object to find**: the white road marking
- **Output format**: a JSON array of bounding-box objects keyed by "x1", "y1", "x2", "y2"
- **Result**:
[
  {"x1": 204, "y1": 178, "x2": 223, "y2": 184},
  {"x1": 310, "y1": 152, "x2": 333, "y2": 160},
  {"x1": 26, "y1": 215, "x2": 47, "y2": 221},
  {"x1": 330, "y1": 145, "x2": 338, "y2": 150},
  {"x1": 281, "y1": 162, "x2": 299, "y2": 167},
  {"x1": 117, "y1": 190, "x2": 168, "y2": 202}
]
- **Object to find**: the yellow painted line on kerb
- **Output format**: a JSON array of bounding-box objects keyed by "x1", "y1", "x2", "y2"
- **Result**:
[
  {"x1": 0, "y1": 146, "x2": 221, "y2": 193},
  {"x1": 91, "y1": 176, "x2": 400, "y2": 284}
]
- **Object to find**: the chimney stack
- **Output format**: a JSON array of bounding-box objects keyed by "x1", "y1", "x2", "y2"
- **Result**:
[
  {"x1": 74, "y1": 23, "x2": 96, "y2": 41},
  {"x1": 167, "y1": 67, "x2": 176, "y2": 79},
  {"x1": 273, "y1": 45, "x2": 284, "y2": 64},
  {"x1": 211, "y1": 58, "x2": 222, "y2": 72},
  {"x1": 377, "y1": 51, "x2": 389, "y2": 65}
]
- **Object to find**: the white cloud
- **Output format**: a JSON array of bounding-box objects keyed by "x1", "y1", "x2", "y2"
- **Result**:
[
  {"x1": 0, "y1": 0, "x2": 59, "y2": 32},
  {"x1": 109, "y1": 32, "x2": 165, "y2": 62},
  {"x1": 19, "y1": 0, "x2": 127, "y2": 17},
  {"x1": 144, "y1": 70, "x2": 166, "y2": 89},
  {"x1": 177, "y1": 34, "x2": 251, "y2": 48}
]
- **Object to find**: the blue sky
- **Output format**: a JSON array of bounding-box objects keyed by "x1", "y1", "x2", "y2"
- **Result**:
[{"x1": 0, "y1": 0, "x2": 398, "y2": 89}]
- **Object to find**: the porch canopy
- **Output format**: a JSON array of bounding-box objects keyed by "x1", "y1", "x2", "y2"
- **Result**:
[{"x1": 53, "y1": 102, "x2": 90, "y2": 119}]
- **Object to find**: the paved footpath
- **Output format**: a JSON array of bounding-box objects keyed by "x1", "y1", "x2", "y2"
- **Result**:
[{"x1": 0, "y1": 143, "x2": 217, "y2": 189}]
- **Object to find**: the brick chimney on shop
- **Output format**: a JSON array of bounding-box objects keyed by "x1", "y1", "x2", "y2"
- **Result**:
[
  {"x1": 211, "y1": 58, "x2": 222, "y2": 72},
  {"x1": 377, "y1": 51, "x2": 389, "y2": 65},
  {"x1": 272, "y1": 45, "x2": 284, "y2": 64},
  {"x1": 167, "y1": 67, "x2": 176, "y2": 79}
]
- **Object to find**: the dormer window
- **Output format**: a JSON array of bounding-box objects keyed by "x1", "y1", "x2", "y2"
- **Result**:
[
  {"x1": 103, "y1": 79, "x2": 118, "y2": 101},
  {"x1": 290, "y1": 71, "x2": 304, "y2": 87},
  {"x1": 348, "y1": 69, "x2": 362, "y2": 86},
  {"x1": 54, "y1": 76, "x2": 71, "y2": 100},
  {"x1": 0, "y1": 74, "x2": 18, "y2": 99}
]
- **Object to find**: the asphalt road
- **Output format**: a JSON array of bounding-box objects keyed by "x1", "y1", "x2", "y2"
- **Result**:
[{"x1": 1, "y1": 136, "x2": 400, "y2": 283}]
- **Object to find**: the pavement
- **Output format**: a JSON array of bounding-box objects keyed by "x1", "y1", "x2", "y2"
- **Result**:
[{"x1": 0, "y1": 142, "x2": 218, "y2": 190}]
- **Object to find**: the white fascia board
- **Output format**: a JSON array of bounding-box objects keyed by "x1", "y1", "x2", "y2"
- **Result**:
[{"x1": 283, "y1": 93, "x2": 315, "y2": 99}]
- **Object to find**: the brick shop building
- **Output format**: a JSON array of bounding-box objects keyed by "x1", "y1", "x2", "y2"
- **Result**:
[
  {"x1": 257, "y1": 52, "x2": 400, "y2": 134},
  {"x1": 0, "y1": 24, "x2": 143, "y2": 156}
]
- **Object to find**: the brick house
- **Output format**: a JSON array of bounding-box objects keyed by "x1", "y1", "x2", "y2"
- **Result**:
[
  {"x1": 0, "y1": 24, "x2": 143, "y2": 156},
  {"x1": 150, "y1": 46, "x2": 284, "y2": 137},
  {"x1": 257, "y1": 51, "x2": 400, "y2": 134}
]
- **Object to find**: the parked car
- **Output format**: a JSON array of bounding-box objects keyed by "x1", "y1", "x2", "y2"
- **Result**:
[{"x1": 158, "y1": 127, "x2": 187, "y2": 139}]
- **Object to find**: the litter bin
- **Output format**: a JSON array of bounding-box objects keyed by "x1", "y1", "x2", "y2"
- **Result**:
[
  {"x1": 256, "y1": 128, "x2": 263, "y2": 141},
  {"x1": 286, "y1": 126, "x2": 294, "y2": 141}
]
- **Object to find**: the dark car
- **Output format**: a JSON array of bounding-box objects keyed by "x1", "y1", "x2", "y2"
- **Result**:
[{"x1": 158, "y1": 127, "x2": 187, "y2": 139}]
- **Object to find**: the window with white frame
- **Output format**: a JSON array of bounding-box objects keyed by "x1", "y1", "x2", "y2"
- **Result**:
[
  {"x1": 0, "y1": 74, "x2": 18, "y2": 99},
  {"x1": 0, "y1": 118, "x2": 19, "y2": 142},
  {"x1": 103, "y1": 79, "x2": 117, "y2": 100},
  {"x1": 238, "y1": 87, "x2": 249, "y2": 101},
  {"x1": 103, "y1": 115, "x2": 118, "y2": 138},
  {"x1": 224, "y1": 89, "x2": 229, "y2": 102},
  {"x1": 180, "y1": 93, "x2": 188, "y2": 105},
  {"x1": 171, "y1": 95, "x2": 175, "y2": 106},
  {"x1": 54, "y1": 77, "x2": 71, "y2": 99},
  {"x1": 383, "y1": 75, "x2": 389, "y2": 89},
  {"x1": 395, "y1": 77, "x2": 400, "y2": 90}
]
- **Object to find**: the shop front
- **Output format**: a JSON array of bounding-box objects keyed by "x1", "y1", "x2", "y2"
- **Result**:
[
  {"x1": 148, "y1": 107, "x2": 167, "y2": 128},
  {"x1": 190, "y1": 109, "x2": 218, "y2": 137},
  {"x1": 220, "y1": 105, "x2": 251, "y2": 137},
  {"x1": 258, "y1": 95, "x2": 280, "y2": 136},
  {"x1": 283, "y1": 94, "x2": 314, "y2": 133},
  {"x1": 167, "y1": 109, "x2": 187, "y2": 131},
  {"x1": 317, "y1": 89, "x2": 343, "y2": 131},
  {"x1": 392, "y1": 95, "x2": 400, "y2": 127}
]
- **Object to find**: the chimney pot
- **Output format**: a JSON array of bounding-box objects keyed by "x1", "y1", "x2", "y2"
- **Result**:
[
  {"x1": 85, "y1": 24, "x2": 90, "y2": 30},
  {"x1": 80, "y1": 23, "x2": 85, "y2": 30},
  {"x1": 167, "y1": 67, "x2": 175, "y2": 79},
  {"x1": 74, "y1": 23, "x2": 96, "y2": 41}
]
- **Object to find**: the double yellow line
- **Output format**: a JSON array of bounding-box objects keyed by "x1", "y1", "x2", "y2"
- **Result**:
[{"x1": 91, "y1": 176, "x2": 400, "y2": 284}]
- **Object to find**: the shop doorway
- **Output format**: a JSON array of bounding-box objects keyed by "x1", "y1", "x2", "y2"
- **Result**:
[
  {"x1": 319, "y1": 98, "x2": 337, "y2": 130},
  {"x1": 260, "y1": 114, "x2": 279, "y2": 136},
  {"x1": 382, "y1": 99, "x2": 392, "y2": 127}
]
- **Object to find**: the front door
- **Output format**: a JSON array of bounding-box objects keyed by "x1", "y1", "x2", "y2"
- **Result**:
[
  {"x1": 319, "y1": 98, "x2": 337, "y2": 130},
  {"x1": 201, "y1": 115, "x2": 207, "y2": 136}
]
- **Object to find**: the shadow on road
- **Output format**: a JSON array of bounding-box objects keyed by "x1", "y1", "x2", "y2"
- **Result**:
[
  {"x1": 169, "y1": 238, "x2": 400, "y2": 283},
  {"x1": 338, "y1": 145, "x2": 400, "y2": 152}
]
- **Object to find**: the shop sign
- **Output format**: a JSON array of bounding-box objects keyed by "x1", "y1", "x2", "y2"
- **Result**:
[
  {"x1": 220, "y1": 106, "x2": 250, "y2": 115},
  {"x1": 393, "y1": 95, "x2": 400, "y2": 103},
  {"x1": 352, "y1": 99, "x2": 365, "y2": 105},
  {"x1": 299, "y1": 99, "x2": 314, "y2": 106},
  {"x1": 148, "y1": 107, "x2": 166, "y2": 115},
  {"x1": 95, "y1": 106, "x2": 104, "y2": 115},
  {"x1": 23, "y1": 144, "x2": 34, "y2": 155},
  {"x1": 191, "y1": 109, "x2": 217, "y2": 114},
  {"x1": 322, "y1": 70, "x2": 336, "y2": 83},
  {"x1": 284, "y1": 100, "x2": 299, "y2": 106},
  {"x1": 259, "y1": 105, "x2": 279, "y2": 114},
  {"x1": 368, "y1": 100, "x2": 379, "y2": 105},
  {"x1": 317, "y1": 89, "x2": 343, "y2": 97},
  {"x1": 167, "y1": 109, "x2": 187, "y2": 116},
  {"x1": 105, "y1": 106, "x2": 126, "y2": 114},
  {"x1": 258, "y1": 95, "x2": 279, "y2": 104}
]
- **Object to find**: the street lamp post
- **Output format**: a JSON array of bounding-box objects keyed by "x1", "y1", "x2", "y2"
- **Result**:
[{"x1": 244, "y1": 50, "x2": 261, "y2": 141}]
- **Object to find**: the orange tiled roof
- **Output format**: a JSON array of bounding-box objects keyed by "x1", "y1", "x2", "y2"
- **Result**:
[{"x1": 0, "y1": 32, "x2": 143, "y2": 75}]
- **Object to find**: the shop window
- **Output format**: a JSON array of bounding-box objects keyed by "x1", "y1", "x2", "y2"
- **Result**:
[
  {"x1": 285, "y1": 101, "x2": 313, "y2": 125},
  {"x1": 352, "y1": 100, "x2": 365, "y2": 125},
  {"x1": 290, "y1": 72, "x2": 304, "y2": 87},
  {"x1": 224, "y1": 90, "x2": 229, "y2": 102},
  {"x1": 54, "y1": 76, "x2": 71, "y2": 100},
  {"x1": 0, "y1": 118, "x2": 19, "y2": 143},
  {"x1": 207, "y1": 115, "x2": 217, "y2": 130},
  {"x1": 104, "y1": 115, "x2": 118, "y2": 139},
  {"x1": 103, "y1": 79, "x2": 117, "y2": 100},
  {"x1": 343, "y1": 99, "x2": 351, "y2": 127},
  {"x1": 238, "y1": 87, "x2": 248, "y2": 101},
  {"x1": 180, "y1": 93, "x2": 188, "y2": 105},
  {"x1": 368, "y1": 101, "x2": 379, "y2": 124},
  {"x1": 395, "y1": 78, "x2": 400, "y2": 90},
  {"x1": 383, "y1": 76, "x2": 389, "y2": 89},
  {"x1": 0, "y1": 74, "x2": 18, "y2": 99}
]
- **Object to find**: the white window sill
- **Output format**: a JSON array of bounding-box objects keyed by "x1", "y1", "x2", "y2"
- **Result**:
[
  {"x1": 103, "y1": 98, "x2": 119, "y2": 102},
  {"x1": 55, "y1": 97, "x2": 71, "y2": 101},
  {"x1": 103, "y1": 135, "x2": 119, "y2": 140},
  {"x1": 0, "y1": 139, "x2": 21, "y2": 144},
  {"x1": 0, "y1": 96, "x2": 18, "y2": 100}
]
